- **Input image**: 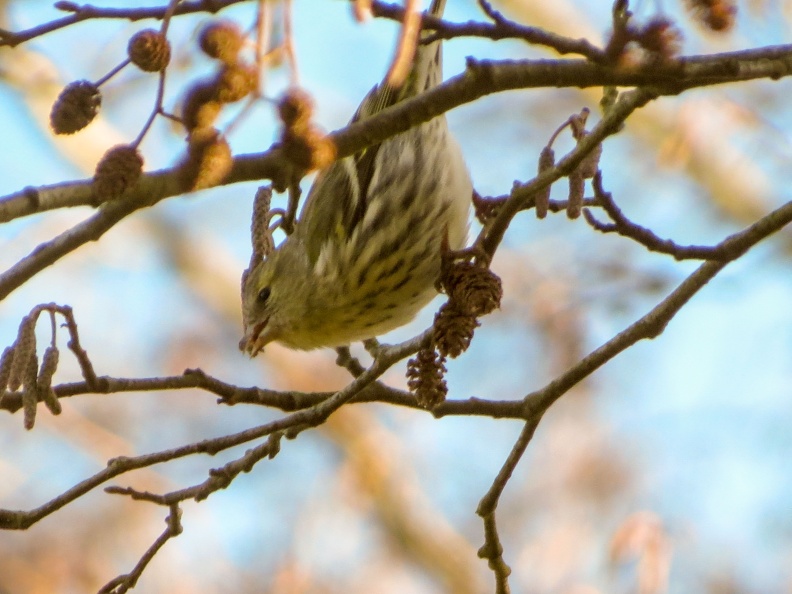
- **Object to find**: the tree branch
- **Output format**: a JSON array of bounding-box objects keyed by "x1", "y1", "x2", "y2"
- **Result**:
[
  {"x1": 4, "y1": 44, "x2": 791, "y2": 302},
  {"x1": 0, "y1": 0, "x2": 250, "y2": 47},
  {"x1": 479, "y1": 87, "x2": 657, "y2": 258},
  {"x1": 476, "y1": 419, "x2": 541, "y2": 594},
  {"x1": 97, "y1": 504, "x2": 182, "y2": 594},
  {"x1": 3, "y1": 44, "x2": 791, "y2": 228},
  {"x1": 0, "y1": 367, "x2": 527, "y2": 420},
  {"x1": 521, "y1": 196, "x2": 792, "y2": 421},
  {"x1": 0, "y1": 328, "x2": 432, "y2": 530},
  {"x1": 583, "y1": 173, "x2": 765, "y2": 260},
  {"x1": 372, "y1": 0, "x2": 606, "y2": 61}
]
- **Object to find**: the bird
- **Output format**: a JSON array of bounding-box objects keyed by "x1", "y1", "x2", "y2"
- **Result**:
[{"x1": 241, "y1": 0, "x2": 471, "y2": 353}]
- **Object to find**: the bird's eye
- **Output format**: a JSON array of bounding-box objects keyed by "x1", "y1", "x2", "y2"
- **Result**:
[{"x1": 257, "y1": 287, "x2": 271, "y2": 304}]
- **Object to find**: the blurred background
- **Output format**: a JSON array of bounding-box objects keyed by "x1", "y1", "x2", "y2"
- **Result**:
[{"x1": 1, "y1": 0, "x2": 792, "y2": 592}]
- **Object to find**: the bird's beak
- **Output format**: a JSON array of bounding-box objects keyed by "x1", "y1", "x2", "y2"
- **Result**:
[{"x1": 239, "y1": 318, "x2": 277, "y2": 357}]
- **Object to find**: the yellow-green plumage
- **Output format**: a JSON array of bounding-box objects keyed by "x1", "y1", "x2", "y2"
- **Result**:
[{"x1": 241, "y1": 0, "x2": 471, "y2": 352}]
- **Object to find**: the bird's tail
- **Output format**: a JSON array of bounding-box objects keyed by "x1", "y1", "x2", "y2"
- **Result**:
[
  {"x1": 354, "y1": 0, "x2": 446, "y2": 120},
  {"x1": 406, "y1": 0, "x2": 446, "y2": 97}
]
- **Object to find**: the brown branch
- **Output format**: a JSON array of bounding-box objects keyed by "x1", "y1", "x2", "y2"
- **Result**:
[
  {"x1": 97, "y1": 504, "x2": 182, "y2": 594},
  {"x1": 335, "y1": 346, "x2": 367, "y2": 377},
  {"x1": 470, "y1": 184, "x2": 792, "y2": 589},
  {"x1": 4, "y1": 44, "x2": 792, "y2": 302},
  {"x1": 372, "y1": 0, "x2": 606, "y2": 61},
  {"x1": 0, "y1": 328, "x2": 431, "y2": 530},
  {"x1": 106, "y1": 431, "x2": 283, "y2": 504},
  {"x1": 0, "y1": 367, "x2": 527, "y2": 420},
  {"x1": 478, "y1": 87, "x2": 656, "y2": 259},
  {"x1": 2, "y1": 44, "x2": 790, "y2": 228},
  {"x1": 479, "y1": 513, "x2": 511, "y2": 594},
  {"x1": 476, "y1": 420, "x2": 540, "y2": 594},
  {"x1": 0, "y1": 174, "x2": 176, "y2": 302},
  {"x1": 1, "y1": 186, "x2": 788, "y2": 570},
  {"x1": 0, "y1": 0, "x2": 250, "y2": 47},
  {"x1": 0, "y1": 417, "x2": 285, "y2": 529},
  {"x1": 520, "y1": 196, "x2": 792, "y2": 422},
  {"x1": 56, "y1": 304, "x2": 99, "y2": 386},
  {"x1": 583, "y1": 173, "x2": 743, "y2": 260}
]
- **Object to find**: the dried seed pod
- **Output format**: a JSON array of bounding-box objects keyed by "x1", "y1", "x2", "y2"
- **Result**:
[
  {"x1": 536, "y1": 146, "x2": 555, "y2": 219},
  {"x1": 278, "y1": 88, "x2": 315, "y2": 134},
  {"x1": 277, "y1": 89, "x2": 336, "y2": 172},
  {"x1": 40, "y1": 386, "x2": 62, "y2": 416},
  {"x1": 282, "y1": 126, "x2": 337, "y2": 172},
  {"x1": 215, "y1": 63, "x2": 258, "y2": 103},
  {"x1": 38, "y1": 346, "x2": 62, "y2": 416},
  {"x1": 0, "y1": 346, "x2": 14, "y2": 392},
  {"x1": 50, "y1": 80, "x2": 101, "y2": 134},
  {"x1": 179, "y1": 127, "x2": 233, "y2": 191},
  {"x1": 22, "y1": 350, "x2": 39, "y2": 430},
  {"x1": 443, "y1": 262, "x2": 503, "y2": 317},
  {"x1": 8, "y1": 316, "x2": 36, "y2": 392},
  {"x1": 472, "y1": 193, "x2": 504, "y2": 225},
  {"x1": 567, "y1": 169, "x2": 584, "y2": 219},
  {"x1": 639, "y1": 17, "x2": 682, "y2": 60},
  {"x1": 37, "y1": 346, "x2": 59, "y2": 391},
  {"x1": 128, "y1": 29, "x2": 171, "y2": 72},
  {"x1": 684, "y1": 0, "x2": 736, "y2": 32},
  {"x1": 577, "y1": 144, "x2": 602, "y2": 180},
  {"x1": 93, "y1": 144, "x2": 144, "y2": 200},
  {"x1": 181, "y1": 80, "x2": 222, "y2": 131},
  {"x1": 406, "y1": 348, "x2": 447, "y2": 409},
  {"x1": 433, "y1": 302, "x2": 479, "y2": 359},
  {"x1": 199, "y1": 20, "x2": 245, "y2": 64}
]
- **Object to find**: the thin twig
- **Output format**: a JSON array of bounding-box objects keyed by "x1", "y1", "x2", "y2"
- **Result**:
[
  {"x1": 282, "y1": 0, "x2": 299, "y2": 85},
  {"x1": 475, "y1": 420, "x2": 539, "y2": 594},
  {"x1": 255, "y1": 0, "x2": 270, "y2": 95},
  {"x1": 335, "y1": 346, "x2": 367, "y2": 377},
  {"x1": 383, "y1": 0, "x2": 608, "y2": 62},
  {"x1": 95, "y1": 58, "x2": 131, "y2": 86},
  {"x1": 0, "y1": 329, "x2": 432, "y2": 530},
  {"x1": 158, "y1": 0, "x2": 179, "y2": 36},
  {"x1": 97, "y1": 504, "x2": 182, "y2": 594},
  {"x1": 0, "y1": 367, "x2": 528, "y2": 418},
  {"x1": 3, "y1": 44, "x2": 792, "y2": 226},
  {"x1": 0, "y1": 0, "x2": 250, "y2": 47},
  {"x1": 106, "y1": 432, "x2": 283, "y2": 504},
  {"x1": 4, "y1": 45, "x2": 791, "y2": 300},
  {"x1": 478, "y1": 88, "x2": 657, "y2": 259},
  {"x1": 477, "y1": 420, "x2": 540, "y2": 516},
  {"x1": 132, "y1": 70, "x2": 167, "y2": 148},
  {"x1": 584, "y1": 173, "x2": 736, "y2": 260}
]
